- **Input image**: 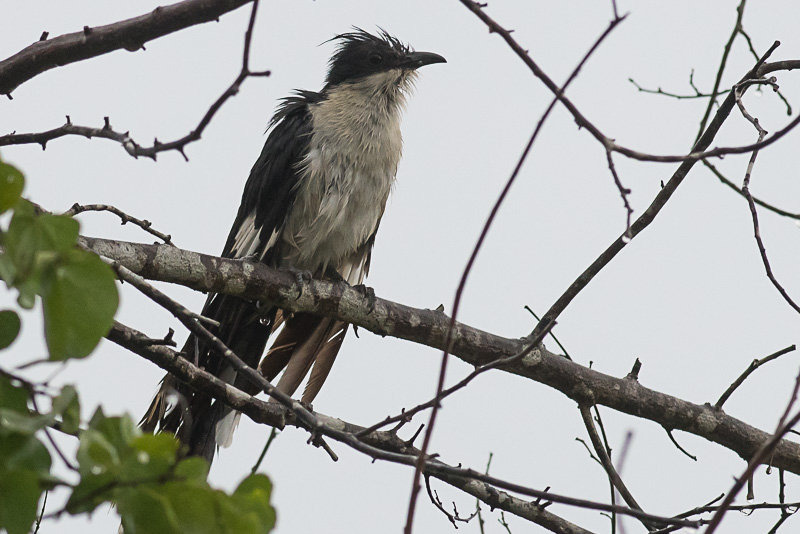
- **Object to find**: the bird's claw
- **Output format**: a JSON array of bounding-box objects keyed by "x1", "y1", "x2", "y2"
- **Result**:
[
  {"x1": 288, "y1": 268, "x2": 313, "y2": 298},
  {"x1": 352, "y1": 284, "x2": 376, "y2": 312}
]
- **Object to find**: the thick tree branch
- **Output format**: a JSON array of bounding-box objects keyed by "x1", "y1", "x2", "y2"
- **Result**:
[
  {"x1": 82, "y1": 236, "x2": 800, "y2": 475},
  {"x1": 0, "y1": 0, "x2": 252, "y2": 96},
  {"x1": 109, "y1": 320, "x2": 695, "y2": 534}
]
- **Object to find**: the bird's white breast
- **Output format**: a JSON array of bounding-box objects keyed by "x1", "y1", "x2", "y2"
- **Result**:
[{"x1": 281, "y1": 69, "x2": 413, "y2": 273}]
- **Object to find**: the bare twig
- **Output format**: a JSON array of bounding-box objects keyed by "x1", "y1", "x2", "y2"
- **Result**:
[
  {"x1": 605, "y1": 149, "x2": 634, "y2": 234},
  {"x1": 356, "y1": 320, "x2": 554, "y2": 439},
  {"x1": 694, "y1": 0, "x2": 748, "y2": 143},
  {"x1": 715, "y1": 345, "x2": 797, "y2": 409},
  {"x1": 663, "y1": 428, "x2": 697, "y2": 461},
  {"x1": 64, "y1": 203, "x2": 174, "y2": 246},
  {"x1": 580, "y1": 406, "x2": 657, "y2": 531},
  {"x1": 425, "y1": 476, "x2": 478, "y2": 527},
  {"x1": 0, "y1": 0, "x2": 253, "y2": 95},
  {"x1": 703, "y1": 160, "x2": 800, "y2": 220},
  {"x1": 628, "y1": 77, "x2": 731, "y2": 100},
  {"x1": 524, "y1": 306, "x2": 572, "y2": 360}
]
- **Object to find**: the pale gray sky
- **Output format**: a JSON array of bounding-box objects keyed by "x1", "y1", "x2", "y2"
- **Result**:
[{"x1": 3, "y1": 1, "x2": 800, "y2": 533}]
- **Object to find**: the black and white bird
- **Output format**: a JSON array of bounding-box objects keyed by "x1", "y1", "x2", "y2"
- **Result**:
[{"x1": 141, "y1": 29, "x2": 445, "y2": 462}]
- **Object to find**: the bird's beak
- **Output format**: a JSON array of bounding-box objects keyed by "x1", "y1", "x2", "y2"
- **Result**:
[{"x1": 400, "y1": 51, "x2": 447, "y2": 69}]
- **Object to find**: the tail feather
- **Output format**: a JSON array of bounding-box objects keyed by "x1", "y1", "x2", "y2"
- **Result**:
[
  {"x1": 141, "y1": 294, "x2": 274, "y2": 463},
  {"x1": 258, "y1": 313, "x2": 349, "y2": 404},
  {"x1": 302, "y1": 321, "x2": 347, "y2": 403}
]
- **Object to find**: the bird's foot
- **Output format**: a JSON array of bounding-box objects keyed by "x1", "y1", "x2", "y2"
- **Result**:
[
  {"x1": 323, "y1": 265, "x2": 346, "y2": 283},
  {"x1": 287, "y1": 267, "x2": 313, "y2": 298},
  {"x1": 352, "y1": 284, "x2": 376, "y2": 312}
]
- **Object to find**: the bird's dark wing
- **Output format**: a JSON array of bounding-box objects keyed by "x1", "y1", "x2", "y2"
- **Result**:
[
  {"x1": 141, "y1": 92, "x2": 320, "y2": 460},
  {"x1": 221, "y1": 90, "x2": 320, "y2": 264}
]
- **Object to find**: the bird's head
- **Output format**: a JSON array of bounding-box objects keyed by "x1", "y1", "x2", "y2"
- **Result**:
[{"x1": 324, "y1": 29, "x2": 446, "y2": 91}]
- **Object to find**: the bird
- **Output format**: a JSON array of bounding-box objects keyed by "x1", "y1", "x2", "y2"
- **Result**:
[{"x1": 141, "y1": 29, "x2": 445, "y2": 463}]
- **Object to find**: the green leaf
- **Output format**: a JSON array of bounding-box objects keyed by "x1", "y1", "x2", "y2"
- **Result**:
[
  {"x1": 232, "y1": 474, "x2": 276, "y2": 533},
  {"x1": 118, "y1": 486, "x2": 180, "y2": 534},
  {"x1": 0, "y1": 310, "x2": 20, "y2": 350},
  {"x1": 0, "y1": 160, "x2": 24, "y2": 214},
  {"x1": 5, "y1": 201, "x2": 80, "y2": 280},
  {"x1": 0, "y1": 468, "x2": 41, "y2": 534},
  {"x1": 0, "y1": 376, "x2": 28, "y2": 413},
  {"x1": 0, "y1": 434, "x2": 51, "y2": 476},
  {"x1": 52, "y1": 385, "x2": 81, "y2": 435},
  {"x1": 41, "y1": 248, "x2": 118, "y2": 360},
  {"x1": 174, "y1": 457, "x2": 209, "y2": 483}
]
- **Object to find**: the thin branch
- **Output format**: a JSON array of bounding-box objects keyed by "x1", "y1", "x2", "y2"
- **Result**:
[
  {"x1": 357, "y1": 321, "x2": 554, "y2": 439},
  {"x1": 425, "y1": 476, "x2": 478, "y2": 527},
  {"x1": 703, "y1": 160, "x2": 800, "y2": 220},
  {"x1": 734, "y1": 75, "x2": 800, "y2": 316},
  {"x1": 580, "y1": 406, "x2": 657, "y2": 531},
  {"x1": 628, "y1": 77, "x2": 731, "y2": 100},
  {"x1": 694, "y1": 0, "x2": 747, "y2": 143},
  {"x1": 524, "y1": 306, "x2": 572, "y2": 360},
  {"x1": 663, "y1": 428, "x2": 697, "y2": 461},
  {"x1": 715, "y1": 345, "x2": 797, "y2": 409},
  {"x1": 404, "y1": 12, "x2": 627, "y2": 534},
  {"x1": 0, "y1": 0, "x2": 253, "y2": 95},
  {"x1": 64, "y1": 202, "x2": 174, "y2": 246}
]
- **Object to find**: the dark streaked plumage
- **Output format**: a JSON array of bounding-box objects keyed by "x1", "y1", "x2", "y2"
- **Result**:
[{"x1": 141, "y1": 29, "x2": 445, "y2": 462}]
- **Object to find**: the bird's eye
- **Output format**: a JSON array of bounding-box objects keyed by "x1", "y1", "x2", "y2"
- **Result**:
[{"x1": 368, "y1": 53, "x2": 383, "y2": 65}]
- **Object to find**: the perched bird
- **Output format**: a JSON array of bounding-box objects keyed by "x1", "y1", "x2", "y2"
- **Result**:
[{"x1": 141, "y1": 29, "x2": 445, "y2": 462}]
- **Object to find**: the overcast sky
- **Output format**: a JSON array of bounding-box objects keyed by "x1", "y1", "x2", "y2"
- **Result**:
[{"x1": 3, "y1": 1, "x2": 800, "y2": 533}]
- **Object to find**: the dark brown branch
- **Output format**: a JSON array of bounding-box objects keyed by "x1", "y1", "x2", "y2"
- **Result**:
[
  {"x1": 715, "y1": 345, "x2": 797, "y2": 409},
  {"x1": 81, "y1": 236, "x2": 800, "y2": 475},
  {"x1": 628, "y1": 76, "x2": 731, "y2": 100},
  {"x1": 579, "y1": 406, "x2": 656, "y2": 531},
  {"x1": 110, "y1": 320, "x2": 691, "y2": 534},
  {"x1": 0, "y1": 0, "x2": 269, "y2": 161},
  {"x1": 703, "y1": 160, "x2": 800, "y2": 220},
  {"x1": 735, "y1": 76, "x2": 800, "y2": 317},
  {"x1": 65, "y1": 203, "x2": 174, "y2": 246},
  {"x1": 0, "y1": 0, "x2": 253, "y2": 95},
  {"x1": 356, "y1": 321, "x2": 554, "y2": 438},
  {"x1": 694, "y1": 0, "x2": 747, "y2": 143}
]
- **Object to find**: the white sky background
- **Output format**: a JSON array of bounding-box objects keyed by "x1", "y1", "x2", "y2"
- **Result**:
[{"x1": 2, "y1": 1, "x2": 800, "y2": 533}]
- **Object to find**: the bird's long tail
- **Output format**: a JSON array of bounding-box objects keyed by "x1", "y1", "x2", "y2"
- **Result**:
[{"x1": 140, "y1": 294, "x2": 274, "y2": 463}]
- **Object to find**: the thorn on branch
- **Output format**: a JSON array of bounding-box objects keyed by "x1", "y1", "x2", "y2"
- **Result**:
[
  {"x1": 39, "y1": 31, "x2": 49, "y2": 41},
  {"x1": 83, "y1": 26, "x2": 92, "y2": 36},
  {"x1": 626, "y1": 358, "x2": 641, "y2": 381},
  {"x1": 664, "y1": 427, "x2": 698, "y2": 461}
]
